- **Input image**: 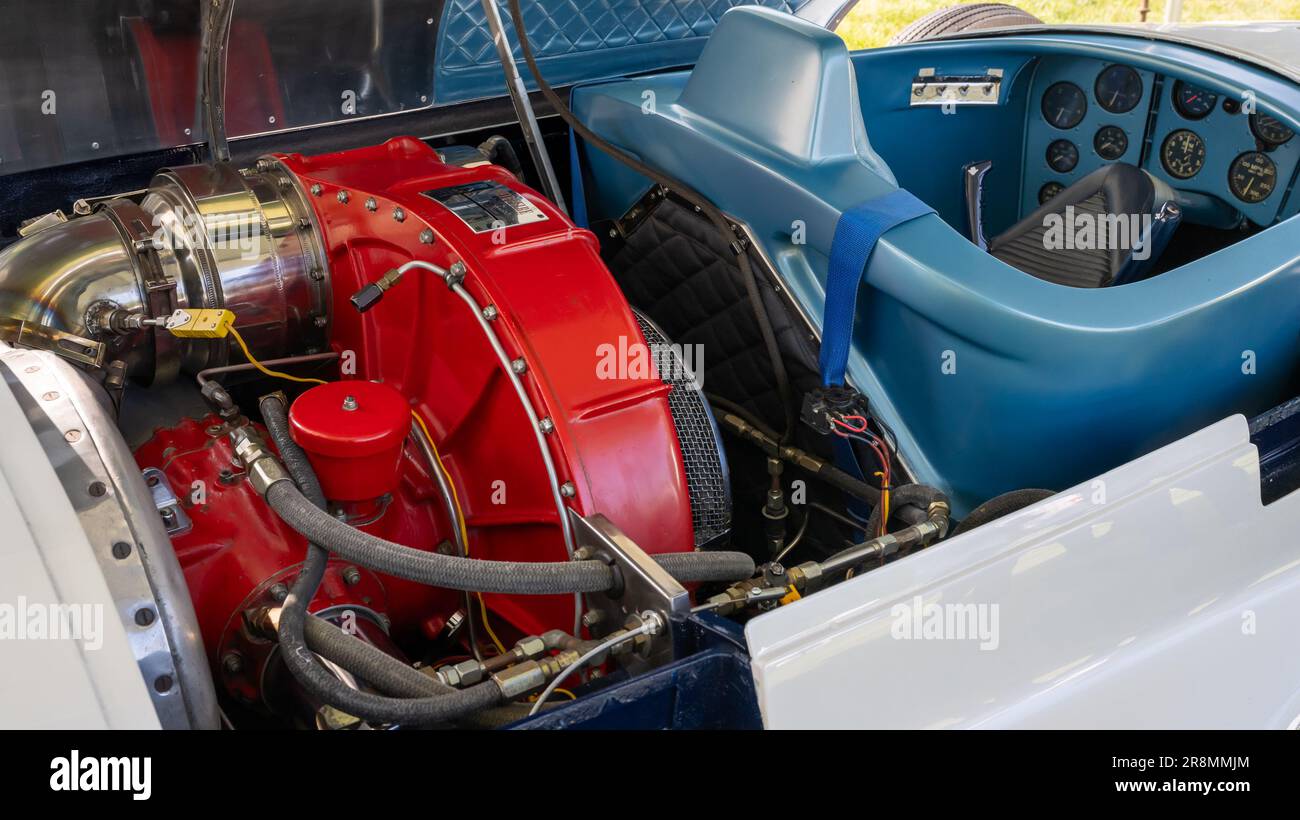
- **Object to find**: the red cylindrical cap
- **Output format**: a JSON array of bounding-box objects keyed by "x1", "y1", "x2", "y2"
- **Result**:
[{"x1": 288, "y1": 381, "x2": 411, "y2": 501}]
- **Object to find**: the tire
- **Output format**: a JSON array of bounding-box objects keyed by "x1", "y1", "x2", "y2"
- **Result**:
[{"x1": 889, "y1": 3, "x2": 1043, "y2": 45}]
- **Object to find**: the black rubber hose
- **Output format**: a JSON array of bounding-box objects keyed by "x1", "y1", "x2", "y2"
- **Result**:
[
  {"x1": 261, "y1": 395, "x2": 503, "y2": 725},
  {"x1": 866, "y1": 483, "x2": 949, "y2": 539},
  {"x1": 264, "y1": 479, "x2": 755, "y2": 592},
  {"x1": 505, "y1": 0, "x2": 795, "y2": 443},
  {"x1": 656, "y1": 550, "x2": 755, "y2": 583},
  {"x1": 951, "y1": 489, "x2": 1054, "y2": 537},
  {"x1": 300, "y1": 615, "x2": 446, "y2": 699}
]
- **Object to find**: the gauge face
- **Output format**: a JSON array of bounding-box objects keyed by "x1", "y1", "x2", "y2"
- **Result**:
[
  {"x1": 1038, "y1": 182, "x2": 1065, "y2": 204},
  {"x1": 1161, "y1": 129, "x2": 1206, "y2": 179},
  {"x1": 1042, "y1": 82, "x2": 1087, "y2": 129},
  {"x1": 1173, "y1": 80, "x2": 1218, "y2": 120},
  {"x1": 1250, "y1": 112, "x2": 1295, "y2": 146},
  {"x1": 1094, "y1": 126, "x2": 1129, "y2": 160},
  {"x1": 1229, "y1": 151, "x2": 1278, "y2": 203},
  {"x1": 1046, "y1": 139, "x2": 1079, "y2": 173},
  {"x1": 1095, "y1": 65, "x2": 1143, "y2": 114}
]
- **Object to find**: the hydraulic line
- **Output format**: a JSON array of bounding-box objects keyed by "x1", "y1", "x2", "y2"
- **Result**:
[
  {"x1": 502, "y1": 0, "x2": 796, "y2": 443},
  {"x1": 528, "y1": 613, "x2": 663, "y2": 716}
]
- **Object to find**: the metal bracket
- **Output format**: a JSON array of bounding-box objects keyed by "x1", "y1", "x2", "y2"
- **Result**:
[
  {"x1": 0, "y1": 318, "x2": 105, "y2": 368},
  {"x1": 569, "y1": 511, "x2": 688, "y2": 669},
  {"x1": 143, "y1": 467, "x2": 192, "y2": 536},
  {"x1": 910, "y1": 68, "x2": 1003, "y2": 106}
]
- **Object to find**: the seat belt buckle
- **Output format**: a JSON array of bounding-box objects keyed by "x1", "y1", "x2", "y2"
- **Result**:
[{"x1": 801, "y1": 385, "x2": 869, "y2": 436}]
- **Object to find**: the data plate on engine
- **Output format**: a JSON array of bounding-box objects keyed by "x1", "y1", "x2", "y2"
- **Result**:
[{"x1": 422, "y1": 180, "x2": 548, "y2": 234}]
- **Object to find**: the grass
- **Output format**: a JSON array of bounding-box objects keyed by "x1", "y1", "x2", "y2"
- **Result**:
[{"x1": 836, "y1": 0, "x2": 1300, "y2": 49}]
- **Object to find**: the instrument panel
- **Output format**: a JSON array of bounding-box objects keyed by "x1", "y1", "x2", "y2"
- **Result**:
[{"x1": 1022, "y1": 57, "x2": 1300, "y2": 225}]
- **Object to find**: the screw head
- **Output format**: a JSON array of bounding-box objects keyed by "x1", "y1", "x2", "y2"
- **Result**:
[
  {"x1": 342, "y1": 566, "x2": 362, "y2": 586},
  {"x1": 449, "y1": 261, "x2": 466, "y2": 276},
  {"x1": 365, "y1": 197, "x2": 378, "y2": 212},
  {"x1": 393, "y1": 207, "x2": 406, "y2": 223},
  {"x1": 337, "y1": 190, "x2": 350, "y2": 204},
  {"x1": 419, "y1": 228, "x2": 434, "y2": 244},
  {"x1": 270, "y1": 583, "x2": 289, "y2": 602},
  {"x1": 482, "y1": 305, "x2": 498, "y2": 321},
  {"x1": 222, "y1": 652, "x2": 244, "y2": 675},
  {"x1": 310, "y1": 183, "x2": 323, "y2": 197},
  {"x1": 313, "y1": 315, "x2": 328, "y2": 328},
  {"x1": 538, "y1": 417, "x2": 555, "y2": 434},
  {"x1": 510, "y1": 358, "x2": 527, "y2": 374},
  {"x1": 559, "y1": 481, "x2": 576, "y2": 498},
  {"x1": 342, "y1": 395, "x2": 358, "y2": 411}
]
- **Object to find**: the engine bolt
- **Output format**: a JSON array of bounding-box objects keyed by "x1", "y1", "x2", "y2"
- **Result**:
[
  {"x1": 419, "y1": 228, "x2": 435, "y2": 244},
  {"x1": 581, "y1": 610, "x2": 605, "y2": 628},
  {"x1": 342, "y1": 395, "x2": 358, "y2": 411},
  {"x1": 481, "y1": 305, "x2": 498, "y2": 321},
  {"x1": 310, "y1": 183, "x2": 323, "y2": 197},
  {"x1": 270, "y1": 583, "x2": 289, "y2": 602},
  {"x1": 337, "y1": 190, "x2": 350, "y2": 204},
  {"x1": 365, "y1": 197, "x2": 378, "y2": 212},
  {"x1": 559, "y1": 481, "x2": 576, "y2": 497},
  {"x1": 538, "y1": 417, "x2": 554, "y2": 434},
  {"x1": 342, "y1": 566, "x2": 361, "y2": 586},
  {"x1": 393, "y1": 207, "x2": 406, "y2": 223},
  {"x1": 222, "y1": 652, "x2": 244, "y2": 675},
  {"x1": 510, "y1": 358, "x2": 527, "y2": 374},
  {"x1": 449, "y1": 261, "x2": 466, "y2": 276},
  {"x1": 313, "y1": 316, "x2": 328, "y2": 328}
]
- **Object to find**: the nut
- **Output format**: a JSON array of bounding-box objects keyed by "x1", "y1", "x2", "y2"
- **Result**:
[{"x1": 515, "y1": 635, "x2": 546, "y2": 659}]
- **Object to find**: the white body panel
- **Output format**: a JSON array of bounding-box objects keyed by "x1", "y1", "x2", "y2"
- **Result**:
[
  {"x1": 0, "y1": 356, "x2": 160, "y2": 729},
  {"x1": 747, "y1": 415, "x2": 1300, "y2": 728}
]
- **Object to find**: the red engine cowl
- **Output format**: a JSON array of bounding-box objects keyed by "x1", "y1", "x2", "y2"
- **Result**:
[{"x1": 135, "y1": 137, "x2": 697, "y2": 702}]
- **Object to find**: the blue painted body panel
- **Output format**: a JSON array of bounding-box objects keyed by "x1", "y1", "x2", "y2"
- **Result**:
[{"x1": 571, "y1": 8, "x2": 1300, "y2": 514}]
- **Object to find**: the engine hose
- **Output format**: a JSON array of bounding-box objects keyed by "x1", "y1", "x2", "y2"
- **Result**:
[
  {"x1": 262, "y1": 478, "x2": 755, "y2": 593},
  {"x1": 866, "y1": 483, "x2": 950, "y2": 542},
  {"x1": 260, "y1": 395, "x2": 505, "y2": 725},
  {"x1": 951, "y1": 489, "x2": 1055, "y2": 537},
  {"x1": 504, "y1": 0, "x2": 795, "y2": 443},
  {"x1": 299, "y1": 614, "x2": 446, "y2": 699}
]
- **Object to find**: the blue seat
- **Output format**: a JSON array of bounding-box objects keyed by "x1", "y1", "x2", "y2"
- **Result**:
[{"x1": 571, "y1": 6, "x2": 1300, "y2": 513}]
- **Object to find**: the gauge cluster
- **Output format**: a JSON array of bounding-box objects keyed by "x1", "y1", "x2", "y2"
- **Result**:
[
  {"x1": 1023, "y1": 57, "x2": 1300, "y2": 224},
  {"x1": 1020, "y1": 58, "x2": 1152, "y2": 215}
]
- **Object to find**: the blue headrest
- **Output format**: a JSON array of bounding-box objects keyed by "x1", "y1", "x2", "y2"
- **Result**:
[{"x1": 677, "y1": 6, "x2": 889, "y2": 176}]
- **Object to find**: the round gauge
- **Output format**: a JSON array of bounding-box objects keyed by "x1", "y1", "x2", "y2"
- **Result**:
[
  {"x1": 1095, "y1": 65, "x2": 1143, "y2": 114},
  {"x1": 1161, "y1": 129, "x2": 1206, "y2": 179},
  {"x1": 1250, "y1": 112, "x2": 1295, "y2": 146},
  {"x1": 1094, "y1": 125, "x2": 1129, "y2": 160},
  {"x1": 1038, "y1": 182, "x2": 1065, "y2": 204},
  {"x1": 1046, "y1": 139, "x2": 1079, "y2": 173},
  {"x1": 1042, "y1": 82, "x2": 1087, "y2": 130},
  {"x1": 1173, "y1": 80, "x2": 1218, "y2": 120},
  {"x1": 1229, "y1": 151, "x2": 1278, "y2": 203}
]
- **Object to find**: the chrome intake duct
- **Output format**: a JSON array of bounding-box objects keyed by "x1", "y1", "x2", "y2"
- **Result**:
[{"x1": 0, "y1": 160, "x2": 330, "y2": 384}]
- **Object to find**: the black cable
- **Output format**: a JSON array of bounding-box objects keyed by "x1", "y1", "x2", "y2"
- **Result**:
[{"x1": 504, "y1": 0, "x2": 795, "y2": 442}]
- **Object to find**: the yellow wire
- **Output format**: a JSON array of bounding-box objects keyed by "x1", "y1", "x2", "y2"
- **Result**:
[
  {"x1": 227, "y1": 325, "x2": 327, "y2": 385},
  {"x1": 410, "y1": 409, "x2": 507, "y2": 656},
  {"x1": 874, "y1": 471, "x2": 890, "y2": 538}
]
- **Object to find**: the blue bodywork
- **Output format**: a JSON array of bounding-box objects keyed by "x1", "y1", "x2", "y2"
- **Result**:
[{"x1": 570, "y1": 7, "x2": 1300, "y2": 514}]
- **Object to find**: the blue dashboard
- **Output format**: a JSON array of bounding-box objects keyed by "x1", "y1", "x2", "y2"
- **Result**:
[{"x1": 1023, "y1": 56, "x2": 1300, "y2": 226}]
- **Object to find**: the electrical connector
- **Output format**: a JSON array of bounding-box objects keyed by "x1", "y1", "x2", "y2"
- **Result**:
[
  {"x1": 164, "y1": 308, "x2": 236, "y2": 338},
  {"x1": 350, "y1": 269, "x2": 405, "y2": 314}
]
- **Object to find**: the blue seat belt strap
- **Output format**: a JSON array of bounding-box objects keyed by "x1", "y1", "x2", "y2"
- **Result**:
[{"x1": 818, "y1": 188, "x2": 934, "y2": 386}]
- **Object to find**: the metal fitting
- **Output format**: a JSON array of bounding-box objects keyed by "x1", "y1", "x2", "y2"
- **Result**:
[{"x1": 514, "y1": 635, "x2": 547, "y2": 659}]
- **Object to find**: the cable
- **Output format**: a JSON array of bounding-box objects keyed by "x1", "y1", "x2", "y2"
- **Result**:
[
  {"x1": 503, "y1": 0, "x2": 795, "y2": 443},
  {"x1": 410, "y1": 409, "x2": 509, "y2": 657},
  {"x1": 227, "y1": 325, "x2": 327, "y2": 385},
  {"x1": 528, "y1": 620, "x2": 656, "y2": 716}
]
